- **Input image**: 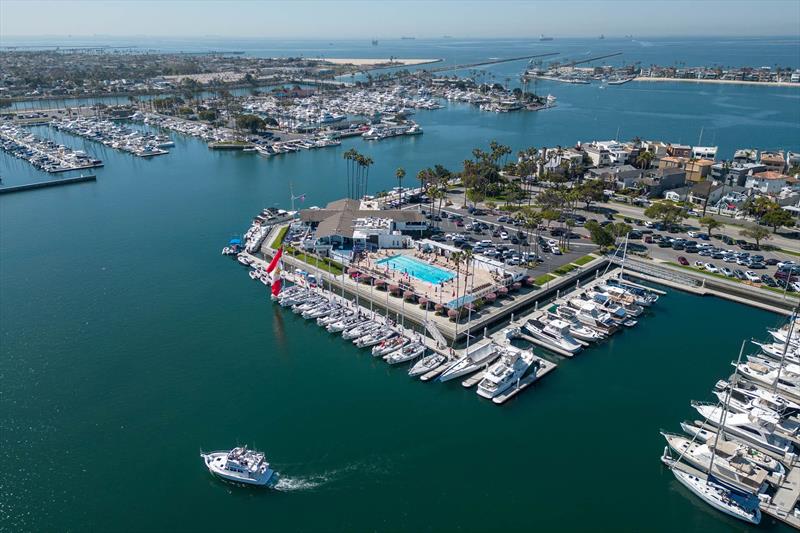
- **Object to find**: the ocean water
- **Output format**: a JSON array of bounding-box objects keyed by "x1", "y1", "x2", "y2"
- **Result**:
[{"x1": 1, "y1": 38, "x2": 800, "y2": 532}]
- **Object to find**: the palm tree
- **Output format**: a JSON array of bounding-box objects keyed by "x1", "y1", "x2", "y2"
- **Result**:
[
  {"x1": 360, "y1": 155, "x2": 374, "y2": 199},
  {"x1": 636, "y1": 150, "x2": 654, "y2": 170},
  {"x1": 395, "y1": 167, "x2": 406, "y2": 208},
  {"x1": 343, "y1": 148, "x2": 358, "y2": 198},
  {"x1": 450, "y1": 251, "x2": 463, "y2": 333}
]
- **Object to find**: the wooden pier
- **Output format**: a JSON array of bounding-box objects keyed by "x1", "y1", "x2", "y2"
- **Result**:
[{"x1": 0, "y1": 174, "x2": 97, "y2": 195}]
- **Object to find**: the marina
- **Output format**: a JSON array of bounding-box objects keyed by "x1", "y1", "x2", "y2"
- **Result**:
[
  {"x1": 50, "y1": 117, "x2": 171, "y2": 157},
  {"x1": 0, "y1": 124, "x2": 102, "y2": 173},
  {"x1": 2, "y1": 27, "x2": 800, "y2": 533}
]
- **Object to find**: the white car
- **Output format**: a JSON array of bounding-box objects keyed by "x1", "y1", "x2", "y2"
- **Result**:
[
  {"x1": 694, "y1": 261, "x2": 705, "y2": 268},
  {"x1": 721, "y1": 267, "x2": 734, "y2": 277},
  {"x1": 744, "y1": 271, "x2": 761, "y2": 282},
  {"x1": 500, "y1": 231, "x2": 509, "y2": 239},
  {"x1": 778, "y1": 261, "x2": 796, "y2": 269},
  {"x1": 687, "y1": 231, "x2": 700, "y2": 238},
  {"x1": 705, "y1": 263, "x2": 718, "y2": 273},
  {"x1": 550, "y1": 246, "x2": 562, "y2": 255},
  {"x1": 480, "y1": 239, "x2": 492, "y2": 246},
  {"x1": 547, "y1": 239, "x2": 558, "y2": 247}
]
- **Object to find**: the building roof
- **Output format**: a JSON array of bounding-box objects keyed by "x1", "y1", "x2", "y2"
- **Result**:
[
  {"x1": 689, "y1": 181, "x2": 722, "y2": 198},
  {"x1": 299, "y1": 198, "x2": 426, "y2": 239},
  {"x1": 753, "y1": 171, "x2": 789, "y2": 181}
]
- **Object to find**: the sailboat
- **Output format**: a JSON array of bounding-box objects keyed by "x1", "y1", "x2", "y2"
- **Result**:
[{"x1": 661, "y1": 342, "x2": 762, "y2": 525}]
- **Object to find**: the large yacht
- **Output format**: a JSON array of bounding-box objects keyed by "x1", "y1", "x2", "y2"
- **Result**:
[
  {"x1": 477, "y1": 347, "x2": 536, "y2": 399},
  {"x1": 524, "y1": 318, "x2": 583, "y2": 354},
  {"x1": 439, "y1": 342, "x2": 502, "y2": 382},
  {"x1": 201, "y1": 446, "x2": 275, "y2": 486}
]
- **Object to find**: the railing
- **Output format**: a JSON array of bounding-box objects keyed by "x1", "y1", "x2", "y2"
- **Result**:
[{"x1": 611, "y1": 256, "x2": 701, "y2": 287}]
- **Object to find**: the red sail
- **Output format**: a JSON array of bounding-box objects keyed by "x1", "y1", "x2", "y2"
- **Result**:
[{"x1": 266, "y1": 247, "x2": 283, "y2": 273}]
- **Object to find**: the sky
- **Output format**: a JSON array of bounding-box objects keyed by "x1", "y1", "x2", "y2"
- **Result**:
[{"x1": 1, "y1": 0, "x2": 799, "y2": 39}]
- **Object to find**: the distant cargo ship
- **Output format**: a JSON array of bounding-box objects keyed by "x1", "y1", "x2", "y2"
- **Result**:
[
  {"x1": 400, "y1": 36, "x2": 415, "y2": 40},
  {"x1": 539, "y1": 34, "x2": 554, "y2": 41}
]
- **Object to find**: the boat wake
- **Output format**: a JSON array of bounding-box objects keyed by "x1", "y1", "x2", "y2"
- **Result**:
[
  {"x1": 272, "y1": 474, "x2": 330, "y2": 492},
  {"x1": 271, "y1": 458, "x2": 391, "y2": 492}
]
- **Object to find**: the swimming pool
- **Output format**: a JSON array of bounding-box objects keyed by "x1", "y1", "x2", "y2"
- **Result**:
[{"x1": 376, "y1": 255, "x2": 455, "y2": 285}]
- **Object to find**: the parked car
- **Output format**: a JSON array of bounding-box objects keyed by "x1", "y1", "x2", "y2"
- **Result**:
[
  {"x1": 734, "y1": 269, "x2": 747, "y2": 280},
  {"x1": 721, "y1": 267, "x2": 735, "y2": 277},
  {"x1": 678, "y1": 256, "x2": 689, "y2": 265},
  {"x1": 705, "y1": 263, "x2": 719, "y2": 273},
  {"x1": 745, "y1": 271, "x2": 761, "y2": 282}
]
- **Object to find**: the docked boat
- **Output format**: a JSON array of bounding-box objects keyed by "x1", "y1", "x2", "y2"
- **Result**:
[
  {"x1": 664, "y1": 460, "x2": 761, "y2": 525},
  {"x1": 371, "y1": 336, "x2": 409, "y2": 357},
  {"x1": 355, "y1": 328, "x2": 395, "y2": 348},
  {"x1": 200, "y1": 446, "x2": 275, "y2": 486},
  {"x1": 385, "y1": 343, "x2": 426, "y2": 365},
  {"x1": 318, "y1": 309, "x2": 352, "y2": 327},
  {"x1": 476, "y1": 347, "x2": 536, "y2": 399},
  {"x1": 692, "y1": 401, "x2": 795, "y2": 456},
  {"x1": 546, "y1": 310, "x2": 604, "y2": 342},
  {"x1": 327, "y1": 315, "x2": 368, "y2": 333},
  {"x1": 523, "y1": 319, "x2": 583, "y2": 354},
  {"x1": 680, "y1": 421, "x2": 786, "y2": 475},
  {"x1": 605, "y1": 279, "x2": 659, "y2": 306},
  {"x1": 439, "y1": 343, "x2": 502, "y2": 382},
  {"x1": 568, "y1": 300, "x2": 618, "y2": 334},
  {"x1": 734, "y1": 361, "x2": 800, "y2": 401},
  {"x1": 661, "y1": 433, "x2": 769, "y2": 495},
  {"x1": 342, "y1": 321, "x2": 380, "y2": 340},
  {"x1": 408, "y1": 352, "x2": 447, "y2": 377},
  {"x1": 715, "y1": 378, "x2": 800, "y2": 416}
]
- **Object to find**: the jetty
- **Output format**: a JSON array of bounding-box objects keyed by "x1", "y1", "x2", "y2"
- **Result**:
[{"x1": 0, "y1": 174, "x2": 97, "y2": 195}]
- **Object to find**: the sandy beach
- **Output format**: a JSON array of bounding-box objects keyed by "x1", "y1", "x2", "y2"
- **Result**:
[{"x1": 634, "y1": 77, "x2": 799, "y2": 88}]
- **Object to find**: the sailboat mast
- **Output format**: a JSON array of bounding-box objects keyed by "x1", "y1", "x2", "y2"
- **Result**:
[
  {"x1": 773, "y1": 307, "x2": 799, "y2": 394},
  {"x1": 707, "y1": 340, "x2": 745, "y2": 481}
]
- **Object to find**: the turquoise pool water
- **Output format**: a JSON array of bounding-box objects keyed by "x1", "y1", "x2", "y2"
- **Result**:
[{"x1": 376, "y1": 255, "x2": 454, "y2": 284}]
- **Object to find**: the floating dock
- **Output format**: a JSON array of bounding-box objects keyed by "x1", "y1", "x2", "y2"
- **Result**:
[
  {"x1": 0, "y1": 174, "x2": 97, "y2": 194},
  {"x1": 493, "y1": 357, "x2": 557, "y2": 405}
]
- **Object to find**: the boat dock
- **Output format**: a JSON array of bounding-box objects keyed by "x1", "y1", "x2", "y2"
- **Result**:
[
  {"x1": 492, "y1": 358, "x2": 557, "y2": 405},
  {"x1": 0, "y1": 174, "x2": 97, "y2": 195},
  {"x1": 762, "y1": 464, "x2": 800, "y2": 528}
]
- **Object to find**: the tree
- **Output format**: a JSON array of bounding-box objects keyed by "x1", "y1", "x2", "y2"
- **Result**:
[
  {"x1": 762, "y1": 207, "x2": 795, "y2": 233},
  {"x1": 585, "y1": 220, "x2": 615, "y2": 248},
  {"x1": 610, "y1": 222, "x2": 633, "y2": 242},
  {"x1": 575, "y1": 180, "x2": 605, "y2": 209},
  {"x1": 466, "y1": 188, "x2": 485, "y2": 207},
  {"x1": 636, "y1": 150, "x2": 654, "y2": 170},
  {"x1": 235, "y1": 114, "x2": 266, "y2": 133},
  {"x1": 698, "y1": 216, "x2": 723, "y2": 237},
  {"x1": 740, "y1": 225, "x2": 771, "y2": 247},
  {"x1": 395, "y1": 167, "x2": 406, "y2": 208},
  {"x1": 644, "y1": 201, "x2": 685, "y2": 227}
]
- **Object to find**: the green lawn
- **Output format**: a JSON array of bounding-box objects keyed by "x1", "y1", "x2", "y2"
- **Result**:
[
  {"x1": 667, "y1": 261, "x2": 792, "y2": 296},
  {"x1": 534, "y1": 273, "x2": 556, "y2": 285},
  {"x1": 572, "y1": 254, "x2": 596, "y2": 266},
  {"x1": 286, "y1": 248, "x2": 344, "y2": 275},
  {"x1": 553, "y1": 263, "x2": 578, "y2": 276},
  {"x1": 271, "y1": 226, "x2": 289, "y2": 249}
]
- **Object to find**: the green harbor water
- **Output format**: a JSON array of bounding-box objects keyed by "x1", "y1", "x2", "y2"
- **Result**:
[{"x1": 2, "y1": 40, "x2": 800, "y2": 531}]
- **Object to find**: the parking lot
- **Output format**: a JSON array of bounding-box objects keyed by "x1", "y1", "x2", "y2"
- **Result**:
[{"x1": 413, "y1": 204, "x2": 599, "y2": 278}]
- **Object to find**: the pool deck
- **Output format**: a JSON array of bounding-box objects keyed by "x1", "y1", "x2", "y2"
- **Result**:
[{"x1": 376, "y1": 254, "x2": 456, "y2": 284}]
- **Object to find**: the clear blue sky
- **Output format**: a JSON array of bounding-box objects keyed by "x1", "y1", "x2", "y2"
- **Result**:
[{"x1": 2, "y1": 0, "x2": 799, "y2": 39}]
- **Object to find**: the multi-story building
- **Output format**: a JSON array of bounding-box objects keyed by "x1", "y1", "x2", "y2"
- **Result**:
[{"x1": 745, "y1": 171, "x2": 788, "y2": 194}]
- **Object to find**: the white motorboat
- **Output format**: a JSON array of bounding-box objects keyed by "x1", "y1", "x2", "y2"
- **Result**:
[
  {"x1": 752, "y1": 340, "x2": 799, "y2": 362},
  {"x1": 568, "y1": 300, "x2": 618, "y2": 334},
  {"x1": 692, "y1": 401, "x2": 794, "y2": 456},
  {"x1": 710, "y1": 390, "x2": 800, "y2": 438},
  {"x1": 664, "y1": 456, "x2": 761, "y2": 525},
  {"x1": 356, "y1": 328, "x2": 395, "y2": 347},
  {"x1": 476, "y1": 346, "x2": 536, "y2": 399},
  {"x1": 439, "y1": 343, "x2": 502, "y2": 382},
  {"x1": 661, "y1": 433, "x2": 769, "y2": 495},
  {"x1": 606, "y1": 279, "x2": 659, "y2": 306},
  {"x1": 735, "y1": 361, "x2": 800, "y2": 400},
  {"x1": 680, "y1": 421, "x2": 787, "y2": 475},
  {"x1": 201, "y1": 446, "x2": 275, "y2": 486},
  {"x1": 237, "y1": 255, "x2": 252, "y2": 266},
  {"x1": 523, "y1": 319, "x2": 583, "y2": 354},
  {"x1": 408, "y1": 352, "x2": 447, "y2": 377},
  {"x1": 371, "y1": 336, "x2": 409, "y2": 357},
  {"x1": 546, "y1": 311, "x2": 604, "y2": 342},
  {"x1": 385, "y1": 343, "x2": 426, "y2": 365},
  {"x1": 715, "y1": 378, "x2": 800, "y2": 415}
]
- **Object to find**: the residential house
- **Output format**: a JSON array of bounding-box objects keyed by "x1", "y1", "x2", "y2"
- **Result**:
[
  {"x1": 745, "y1": 171, "x2": 788, "y2": 194},
  {"x1": 664, "y1": 186, "x2": 691, "y2": 202},
  {"x1": 733, "y1": 148, "x2": 758, "y2": 164},
  {"x1": 641, "y1": 167, "x2": 687, "y2": 198},
  {"x1": 667, "y1": 144, "x2": 692, "y2": 158},
  {"x1": 691, "y1": 146, "x2": 718, "y2": 160},
  {"x1": 760, "y1": 150, "x2": 786, "y2": 173},
  {"x1": 687, "y1": 181, "x2": 724, "y2": 211},
  {"x1": 710, "y1": 162, "x2": 766, "y2": 187},
  {"x1": 685, "y1": 159, "x2": 714, "y2": 183},
  {"x1": 585, "y1": 164, "x2": 642, "y2": 189}
]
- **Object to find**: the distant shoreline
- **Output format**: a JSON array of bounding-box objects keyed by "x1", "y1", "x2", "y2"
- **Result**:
[
  {"x1": 311, "y1": 58, "x2": 442, "y2": 67},
  {"x1": 633, "y1": 77, "x2": 799, "y2": 88}
]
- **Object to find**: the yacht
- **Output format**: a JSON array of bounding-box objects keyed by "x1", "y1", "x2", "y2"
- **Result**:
[
  {"x1": 439, "y1": 343, "x2": 502, "y2": 382},
  {"x1": 476, "y1": 347, "x2": 537, "y2": 399},
  {"x1": 692, "y1": 402, "x2": 794, "y2": 456},
  {"x1": 342, "y1": 321, "x2": 380, "y2": 340},
  {"x1": 715, "y1": 378, "x2": 800, "y2": 416},
  {"x1": 661, "y1": 433, "x2": 769, "y2": 495},
  {"x1": 385, "y1": 343, "x2": 426, "y2": 365},
  {"x1": 735, "y1": 361, "x2": 800, "y2": 400},
  {"x1": 753, "y1": 340, "x2": 799, "y2": 362},
  {"x1": 680, "y1": 421, "x2": 787, "y2": 475},
  {"x1": 372, "y1": 336, "x2": 409, "y2": 357},
  {"x1": 605, "y1": 279, "x2": 659, "y2": 306},
  {"x1": 201, "y1": 446, "x2": 275, "y2": 486},
  {"x1": 355, "y1": 328, "x2": 395, "y2": 348},
  {"x1": 317, "y1": 309, "x2": 351, "y2": 327},
  {"x1": 545, "y1": 311, "x2": 604, "y2": 342},
  {"x1": 665, "y1": 460, "x2": 761, "y2": 525},
  {"x1": 569, "y1": 300, "x2": 618, "y2": 334},
  {"x1": 327, "y1": 315, "x2": 368, "y2": 333},
  {"x1": 524, "y1": 319, "x2": 583, "y2": 354},
  {"x1": 408, "y1": 352, "x2": 447, "y2": 377}
]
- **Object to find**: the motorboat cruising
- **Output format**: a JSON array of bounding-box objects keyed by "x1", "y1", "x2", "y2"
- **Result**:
[
  {"x1": 385, "y1": 342, "x2": 426, "y2": 365},
  {"x1": 439, "y1": 342, "x2": 502, "y2": 382},
  {"x1": 476, "y1": 346, "x2": 536, "y2": 399},
  {"x1": 666, "y1": 465, "x2": 761, "y2": 525},
  {"x1": 523, "y1": 318, "x2": 583, "y2": 354},
  {"x1": 408, "y1": 352, "x2": 447, "y2": 377},
  {"x1": 201, "y1": 446, "x2": 275, "y2": 486},
  {"x1": 661, "y1": 433, "x2": 769, "y2": 495}
]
